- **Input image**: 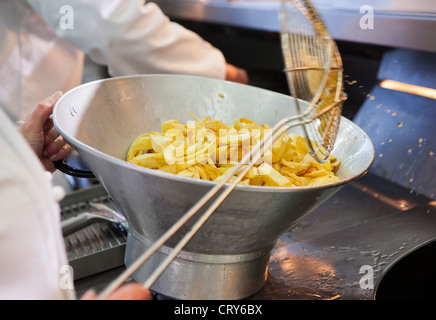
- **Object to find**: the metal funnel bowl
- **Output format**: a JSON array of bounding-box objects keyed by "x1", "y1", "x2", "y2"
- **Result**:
[{"x1": 53, "y1": 75, "x2": 374, "y2": 299}]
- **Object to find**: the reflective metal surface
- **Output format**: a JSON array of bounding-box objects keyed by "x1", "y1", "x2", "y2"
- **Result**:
[
  {"x1": 153, "y1": 0, "x2": 436, "y2": 53},
  {"x1": 354, "y1": 49, "x2": 436, "y2": 200},
  {"x1": 72, "y1": 173, "x2": 436, "y2": 299},
  {"x1": 252, "y1": 172, "x2": 436, "y2": 300},
  {"x1": 53, "y1": 75, "x2": 374, "y2": 299}
]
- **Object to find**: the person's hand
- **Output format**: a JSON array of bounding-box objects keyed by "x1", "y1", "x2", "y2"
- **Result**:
[
  {"x1": 225, "y1": 63, "x2": 249, "y2": 84},
  {"x1": 80, "y1": 283, "x2": 152, "y2": 300},
  {"x1": 16, "y1": 91, "x2": 72, "y2": 173}
]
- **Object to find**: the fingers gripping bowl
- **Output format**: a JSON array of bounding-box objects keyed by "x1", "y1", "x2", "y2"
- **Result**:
[{"x1": 53, "y1": 75, "x2": 374, "y2": 299}]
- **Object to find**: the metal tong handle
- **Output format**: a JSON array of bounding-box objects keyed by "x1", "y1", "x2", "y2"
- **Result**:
[
  {"x1": 61, "y1": 212, "x2": 109, "y2": 236},
  {"x1": 97, "y1": 114, "x2": 304, "y2": 299}
]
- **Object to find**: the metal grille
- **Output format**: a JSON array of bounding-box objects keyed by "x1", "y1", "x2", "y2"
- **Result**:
[{"x1": 60, "y1": 185, "x2": 127, "y2": 280}]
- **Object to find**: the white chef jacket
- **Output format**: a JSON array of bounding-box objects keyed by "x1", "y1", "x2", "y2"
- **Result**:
[
  {"x1": 0, "y1": 106, "x2": 75, "y2": 300},
  {"x1": 0, "y1": 0, "x2": 226, "y2": 121}
]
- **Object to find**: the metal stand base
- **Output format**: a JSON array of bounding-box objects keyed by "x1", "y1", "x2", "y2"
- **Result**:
[{"x1": 125, "y1": 231, "x2": 272, "y2": 300}]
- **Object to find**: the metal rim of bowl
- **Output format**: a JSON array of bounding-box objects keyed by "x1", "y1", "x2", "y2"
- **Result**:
[{"x1": 53, "y1": 74, "x2": 375, "y2": 194}]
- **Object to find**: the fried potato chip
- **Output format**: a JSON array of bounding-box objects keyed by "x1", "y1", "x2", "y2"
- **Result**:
[
  {"x1": 129, "y1": 153, "x2": 167, "y2": 169},
  {"x1": 258, "y1": 163, "x2": 293, "y2": 187},
  {"x1": 127, "y1": 133, "x2": 152, "y2": 162},
  {"x1": 127, "y1": 114, "x2": 340, "y2": 187}
]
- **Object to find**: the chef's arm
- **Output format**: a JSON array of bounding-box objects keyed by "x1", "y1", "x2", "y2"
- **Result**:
[{"x1": 25, "y1": 0, "x2": 247, "y2": 83}]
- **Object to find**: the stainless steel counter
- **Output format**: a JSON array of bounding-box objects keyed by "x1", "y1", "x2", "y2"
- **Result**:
[
  {"x1": 153, "y1": 0, "x2": 436, "y2": 53},
  {"x1": 254, "y1": 172, "x2": 436, "y2": 299},
  {"x1": 72, "y1": 172, "x2": 436, "y2": 299}
]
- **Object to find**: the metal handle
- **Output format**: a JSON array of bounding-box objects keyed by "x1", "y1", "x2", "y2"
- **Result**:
[
  {"x1": 54, "y1": 160, "x2": 95, "y2": 178},
  {"x1": 62, "y1": 207, "x2": 129, "y2": 237},
  {"x1": 61, "y1": 212, "x2": 100, "y2": 236}
]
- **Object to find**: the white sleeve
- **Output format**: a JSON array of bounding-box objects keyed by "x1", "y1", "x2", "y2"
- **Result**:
[
  {"x1": 25, "y1": 0, "x2": 226, "y2": 79},
  {"x1": 0, "y1": 108, "x2": 75, "y2": 300}
]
